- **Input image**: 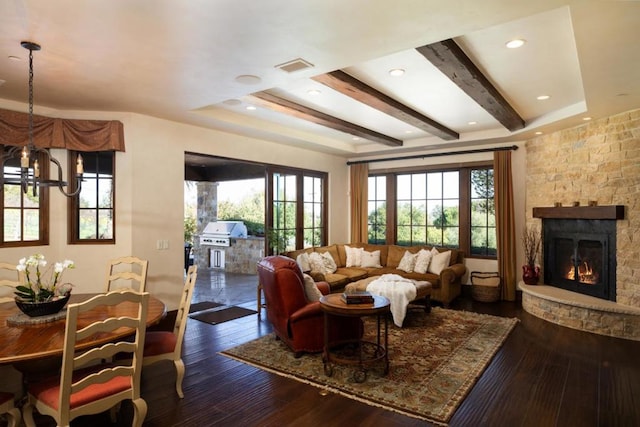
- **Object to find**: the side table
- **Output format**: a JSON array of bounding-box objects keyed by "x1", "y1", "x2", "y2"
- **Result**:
[{"x1": 319, "y1": 293, "x2": 390, "y2": 383}]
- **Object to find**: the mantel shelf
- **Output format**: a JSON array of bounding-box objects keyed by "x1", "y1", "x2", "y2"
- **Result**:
[{"x1": 532, "y1": 205, "x2": 624, "y2": 220}]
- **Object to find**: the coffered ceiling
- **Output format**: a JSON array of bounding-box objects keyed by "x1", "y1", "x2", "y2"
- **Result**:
[{"x1": 0, "y1": 1, "x2": 638, "y2": 159}]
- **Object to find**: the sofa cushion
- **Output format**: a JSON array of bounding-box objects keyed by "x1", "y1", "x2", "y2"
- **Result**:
[
  {"x1": 413, "y1": 249, "x2": 432, "y2": 274},
  {"x1": 428, "y1": 248, "x2": 451, "y2": 274},
  {"x1": 296, "y1": 252, "x2": 311, "y2": 272},
  {"x1": 302, "y1": 273, "x2": 323, "y2": 301},
  {"x1": 362, "y1": 244, "x2": 389, "y2": 266},
  {"x1": 334, "y1": 267, "x2": 368, "y2": 281},
  {"x1": 315, "y1": 245, "x2": 341, "y2": 267},
  {"x1": 387, "y1": 245, "x2": 418, "y2": 268},
  {"x1": 344, "y1": 245, "x2": 364, "y2": 267},
  {"x1": 361, "y1": 250, "x2": 383, "y2": 268},
  {"x1": 397, "y1": 250, "x2": 418, "y2": 272}
]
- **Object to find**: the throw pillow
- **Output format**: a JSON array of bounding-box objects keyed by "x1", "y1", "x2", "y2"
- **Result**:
[
  {"x1": 428, "y1": 249, "x2": 452, "y2": 275},
  {"x1": 296, "y1": 252, "x2": 311, "y2": 272},
  {"x1": 302, "y1": 273, "x2": 323, "y2": 301},
  {"x1": 397, "y1": 250, "x2": 418, "y2": 273},
  {"x1": 344, "y1": 245, "x2": 364, "y2": 267},
  {"x1": 413, "y1": 249, "x2": 433, "y2": 274},
  {"x1": 320, "y1": 251, "x2": 337, "y2": 273},
  {"x1": 308, "y1": 252, "x2": 326, "y2": 273},
  {"x1": 361, "y1": 250, "x2": 382, "y2": 268}
]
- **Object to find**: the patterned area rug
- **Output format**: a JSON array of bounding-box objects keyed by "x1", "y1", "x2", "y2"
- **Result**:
[{"x1": 220, "y1": 307, "x2": 518, "y2": 425}]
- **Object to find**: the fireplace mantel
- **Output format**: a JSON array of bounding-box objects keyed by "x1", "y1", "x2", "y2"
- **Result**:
[{"x1": 533, "y1": 205, "x2": 624, "y2": 220}]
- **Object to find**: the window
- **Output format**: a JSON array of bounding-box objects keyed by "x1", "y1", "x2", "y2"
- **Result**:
[
  {"x1": 368, "y1": 164, "x2": 495, "y2": 258},
  {"x1": 68, "y1": 151, "x2": 115, "y2": 243},
  {"x1": 367, "y1": 176, "x2": 387, "y2": 244},
  {"x1": 1, "y1": 146, "x2": 49, "y2": 246},
  {"x1": 470, "y1": 168, "x2": 496, "y2": 256},
  {"x1": 267, "y1": 167, "x2": 327, "y2": 253}
]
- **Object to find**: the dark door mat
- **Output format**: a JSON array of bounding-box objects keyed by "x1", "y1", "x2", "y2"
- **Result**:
[
  {"x1": 189, "y1": 301, "x2": 225, "y2": 313},
  {"x1": 189, "y1": 306, "x2": 257, "y2": 325}
]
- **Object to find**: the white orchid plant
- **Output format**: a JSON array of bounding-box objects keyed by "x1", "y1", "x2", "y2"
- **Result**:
[{"x1": 14, "y1": 254, "x2": 75, "y2": 303}]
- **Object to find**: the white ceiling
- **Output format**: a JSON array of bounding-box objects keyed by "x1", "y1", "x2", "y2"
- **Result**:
[{"x1": 0, "y1": 0, "x2": 638, "y2": 158}]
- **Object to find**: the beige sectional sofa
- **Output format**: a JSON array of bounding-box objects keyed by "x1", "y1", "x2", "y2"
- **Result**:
[{"x1": 285, "y1": 243, "x2": 466, "y2": 307}]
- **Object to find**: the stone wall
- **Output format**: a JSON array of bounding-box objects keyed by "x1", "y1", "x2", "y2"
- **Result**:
[
  {"x1": 525, "y1": 108, "x2": 640, "y2": 308},
  {"x1": 224, "y1": 237, "x2": 265, "y2": 274}
]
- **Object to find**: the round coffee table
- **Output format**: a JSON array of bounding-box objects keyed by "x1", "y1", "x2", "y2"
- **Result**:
[{"x1": 319, "y1": 293, "x2": 390, "y2": 383}]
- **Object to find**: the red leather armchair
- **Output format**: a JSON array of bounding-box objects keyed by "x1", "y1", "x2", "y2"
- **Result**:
[{"x1": 257, "y1": 255, "x2": 362, "y2": 357}]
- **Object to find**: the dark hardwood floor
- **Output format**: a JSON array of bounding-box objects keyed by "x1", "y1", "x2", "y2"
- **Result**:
[{"x1": 17, "y1": 269, "x2": 640, "y2": 426}]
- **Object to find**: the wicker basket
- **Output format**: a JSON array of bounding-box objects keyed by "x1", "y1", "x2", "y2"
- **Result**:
[{"x1": 470, "y1": 272, "x2": 501, "y2": 302}]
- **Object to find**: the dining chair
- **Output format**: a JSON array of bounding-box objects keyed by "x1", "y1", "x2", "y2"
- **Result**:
[
  {"x1": 105, "y1": 256, "x2": 148, "y2": 293},
  {"x1": 0, "y1": 262, "x2": 24, "y2": 303},
  {"x1": 0, "y1": 392, "x2": 20, "y2": 427},
  {"x1": 142, "y1": 265, "x2": 197, "y2": 398},
  {"x1": 22, "y1": 290, "x2": 150, "y2": 427}
]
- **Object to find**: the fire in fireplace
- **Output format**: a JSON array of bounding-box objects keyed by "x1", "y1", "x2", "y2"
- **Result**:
[{"x1": 534, "y1": 205, "x2": 624, "y2": 302}]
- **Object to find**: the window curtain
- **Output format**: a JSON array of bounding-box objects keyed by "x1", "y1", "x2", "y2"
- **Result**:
[
  {"x1": 0, "y1": 108, "x2": 125, "y2": 152},
  {"x1": 349, "y1": 163, "x2": 368, "y2": 243},
  {"x1": 494, "y1": 150, "x2": 517, "y2": 301}
]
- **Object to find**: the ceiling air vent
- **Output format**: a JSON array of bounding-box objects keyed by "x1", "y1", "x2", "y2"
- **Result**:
[{"x1": 275, "y1": 58, "x2": 314, "y2": 73}]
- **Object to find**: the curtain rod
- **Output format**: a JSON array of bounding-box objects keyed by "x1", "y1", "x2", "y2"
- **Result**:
[{"x1": 346, "y1": 144, "x2": 518, "y2": 166}]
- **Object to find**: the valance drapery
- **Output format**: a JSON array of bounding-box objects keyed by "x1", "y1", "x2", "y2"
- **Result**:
[{"x1": 0, "y1": 108, "x2": 125, "y2": 152}]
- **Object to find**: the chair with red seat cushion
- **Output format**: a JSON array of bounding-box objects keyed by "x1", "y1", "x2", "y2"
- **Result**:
[
  {"x1": 142, "y1": 264, "x2": 198, "y2": 398},
  {"x1": 257, "y1": 255, "x2": 362, "y2": 357},
  {"x1": 0, "y1": 392, "x2": 20, "y2": 427},
  {"x1": 22, "y1": 291, "x2": 150, "y2": 427}
]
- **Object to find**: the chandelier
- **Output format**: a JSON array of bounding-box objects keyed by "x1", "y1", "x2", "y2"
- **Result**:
[{"x1": 0, "y1": 41, "x2": 83, "y2": 197}]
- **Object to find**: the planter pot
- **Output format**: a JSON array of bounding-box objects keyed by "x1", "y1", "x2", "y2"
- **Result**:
[
  {"x1": 522, "y1": 264, "x2": 540, "y2": 285},
  {"x1": 15, "y1": 294, "x2": 71, "y2": 317}
]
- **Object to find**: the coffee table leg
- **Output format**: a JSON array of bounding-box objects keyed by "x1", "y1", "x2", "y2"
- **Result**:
[{"x1": 322, "y1": 313, "x2": 333, "y2": 376}]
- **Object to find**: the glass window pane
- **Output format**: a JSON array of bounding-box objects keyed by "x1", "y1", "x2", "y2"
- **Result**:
[
  {"x1": 411, "y1": 174, "x2": 426, "y2": 199},
  {"x1": 98, "y1": 178, "x2": 113, "y2": 208},
  {"x1": 285, "y1": 176, "x2": 296, "y2": 201},
  {"x1": 376, "y1": 176, "x2": 386, "y2": 199},
  {"x1": 4, "y1": 208, "x2": 20, "y2": 242},
  {"x1": 427, "y1": 173, "x2": 442, "y2": 199},
  {"x1": 3, "y1": 185, "x2": 21, "y2": 208},
  {"x1": 23, "y1": 209, "x2": 39, "y2": 240},
  {"x1": 98, "y1": 210, "x2": 113, "y2": 239},
  {"x1": 397, "y1": 175, "x2": 410, "y2": 199},
  {"x1": 79, "y1": 210, "x2": 97, "y2": 239},
  {"x1": 79, "y1": 179, "x2": 97, "y2": 208},
  {"x1": 443, "y1": 171, "x2": 459, "y2": 198}
]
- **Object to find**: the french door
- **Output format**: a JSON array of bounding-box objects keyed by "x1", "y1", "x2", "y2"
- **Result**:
[{"x1": 266, "y1": 167, "x2": 327, "y2": 254}]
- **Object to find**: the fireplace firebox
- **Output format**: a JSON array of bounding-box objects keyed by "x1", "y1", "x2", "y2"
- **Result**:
[{"x1": 533, "y1": 205, "x2": 624, "y2": 302}]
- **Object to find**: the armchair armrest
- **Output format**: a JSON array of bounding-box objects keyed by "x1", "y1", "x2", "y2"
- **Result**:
[
  {"x1": 316, "y1": 281, "x2": 330, "y2": 295},
  {"x1": 290, "y1": 301, "x2": 322, "y2": 324}
]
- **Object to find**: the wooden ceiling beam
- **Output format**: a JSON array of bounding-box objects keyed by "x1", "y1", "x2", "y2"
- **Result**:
[
  {"x1": 251, "y1": 91, "x2": 403, "y2": 147},
  {"x1": 416, "y1": 39, "x2": 525, "y2": 132},
  {"x1": 312, "y1": 70, "x2": 459, "y2": 141}
]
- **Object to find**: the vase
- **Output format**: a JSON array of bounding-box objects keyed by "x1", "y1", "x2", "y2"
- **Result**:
[
  {"x1": 15, "y1": 294, "x2": 71, "y2": 317},
  {"x1": 522, "y1": 264, "x2": 540, "y2": 285}
]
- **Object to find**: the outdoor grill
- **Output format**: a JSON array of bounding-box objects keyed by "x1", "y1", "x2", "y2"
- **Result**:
[{"x1": 199, "y1": 220, "x2": 248, "y2": 247}]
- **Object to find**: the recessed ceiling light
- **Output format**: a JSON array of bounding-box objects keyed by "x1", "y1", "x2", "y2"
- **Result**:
[
  {"x1": 245, "y1": 105, "x2": 257, "y2": 111},
  {"x1": 506, "y1": 39, "x2": 526, "y2": 49},
  {"x1": 222, "y1": 98, "x2": 242, "y2": 106},
  {"x1": 536, "y1": 95, "x2": 551, "y2": 101},
  {"x1": 582, "y1": 116, "x2": 592, "y2": 121},
  {"x1": 352, "y1": 137, "x2": 360, "y2": 141},
  {"x1": 535, "y1": 131, "x2": 543, "y2": 135},
  {"x1": 8, "y1": 55, "x2": 20, "y2": 61},
  {"x1": 389, "y1": 68, "x2": 405, "y2": 77},
  {"x1": 468, "y1": 121, "x2": 477, "y2": 125},
  {"x1": 235, "y1": 75, "x2": 261, "y2": 85},
  {"x1": 405, "y1": 130, "x2": 413, "y2": 134},
  {"x1": 307, "y1": 89, "x2": 321, "y2": 96}
]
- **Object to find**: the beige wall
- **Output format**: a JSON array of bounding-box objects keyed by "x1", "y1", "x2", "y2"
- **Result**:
[
  {"x1": 525, "y1": 108, "x2": 640, "y2": 307},
  {"x1": 0, "y1": 102, "x2": 349, "y2": 309}
]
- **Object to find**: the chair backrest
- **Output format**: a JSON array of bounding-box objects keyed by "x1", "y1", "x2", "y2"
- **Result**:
[
  {"x1": 172, "y1": 265, "x2": 198, "y2": 355},
  {"x1": 0, "y1": 262, "x2": 24, "y2": 303},
  {"x1": 105, "y1": 256, "x2": 148, "y2": 293},
  {"x1": 59, "y1": 291, "x2": 149, "y2": 422},
  {"x1": 256, "y1": 256, "x2": 308, "y2": 333}
]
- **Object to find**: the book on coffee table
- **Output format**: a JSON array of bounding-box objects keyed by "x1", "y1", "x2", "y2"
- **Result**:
[{"x1": 341, "y1": 291, "x2": 374, "y2": 304}]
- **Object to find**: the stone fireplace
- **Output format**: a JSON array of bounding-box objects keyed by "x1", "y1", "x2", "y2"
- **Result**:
[{"x1": 522, "y1": 108, "x2": 640, "y2": 341}]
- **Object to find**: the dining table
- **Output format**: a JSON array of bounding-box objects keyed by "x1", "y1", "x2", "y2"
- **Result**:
[{"x1": 0, "y1": 293, "x2": 166, "y2": 366}]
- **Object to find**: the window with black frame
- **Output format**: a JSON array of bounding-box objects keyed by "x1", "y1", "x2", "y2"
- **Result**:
[{"x1": 68, "y1": 151, "x2": 115, "y2": 243}]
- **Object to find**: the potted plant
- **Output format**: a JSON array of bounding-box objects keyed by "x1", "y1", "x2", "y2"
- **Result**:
[
  {"x1": 522, "y1": 225, "x2": 541, "y2": 285},
  {"x1": 12, "y1": 254, "x2": 75, "y2": 317}
]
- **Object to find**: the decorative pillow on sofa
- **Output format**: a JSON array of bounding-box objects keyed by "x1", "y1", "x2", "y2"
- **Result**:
[
  {"x1": 302, "y1": 273, "x2": 323, "y2": 301},
  {"x1": 320, "y1": 251, "x2": 337, "y2": 273},
  {"x1": 308, "y1": 252, "x2": 326, "y2": 273},
  {"x1": 296, "y1": 252, "x2": 311, "y2": 272},
  {"x1": 428, "y1": 248, "x2": 452, "y2": 274},
  {"x1": 344, "y1": 245, "x2": 364, "y2": 267},
  {"x1": 361, "y1": 250, "x2": 383, "y2": 268},
  {"x1": 413, "y1": 249, "x2": 433, "y2": 274},
  {"x1": 397, "y1": 250, "x2": 418, "y2": 273}
]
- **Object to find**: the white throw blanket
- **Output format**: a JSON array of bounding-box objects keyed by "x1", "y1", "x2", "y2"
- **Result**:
[{"x1": 366, "y1": 274, "x2": 417, "y2": 327}]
